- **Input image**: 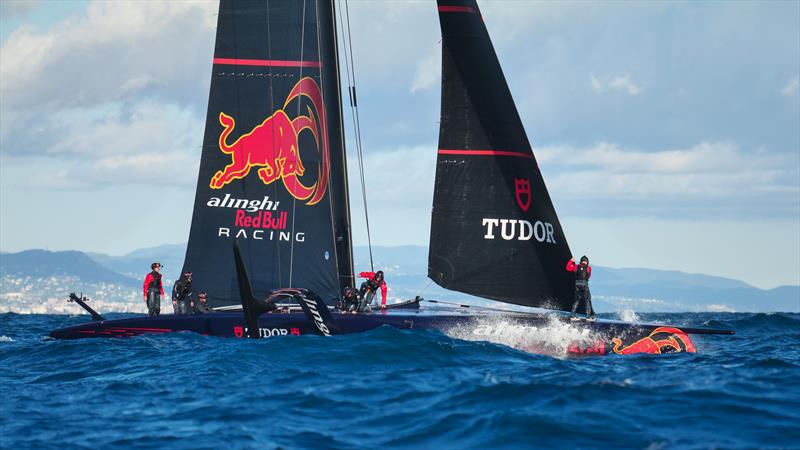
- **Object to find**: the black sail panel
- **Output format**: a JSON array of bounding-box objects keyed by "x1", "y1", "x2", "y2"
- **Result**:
[
  {"x1": 428, "y1": 0, "x2": 574, "y2": 310},
  {"x1": 182, "y1": 0, "x2": 353, "y2": 307}
]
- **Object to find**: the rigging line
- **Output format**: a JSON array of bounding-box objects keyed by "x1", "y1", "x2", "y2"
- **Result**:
[
  {"x1": 265, "y1": 0, "x2": 282, "y2": 287},
  {"x1": 289, "y1": 0, "x2": 308, "y2": 288},
  {"x1": 342, "y1": 0, "x2": 374, "y2": 272},
  {"x1": 415, "y1": 279, "x2": 434, "y2": 298}
]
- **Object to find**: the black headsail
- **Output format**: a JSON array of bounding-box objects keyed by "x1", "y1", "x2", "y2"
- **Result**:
[
  {"x1": 182, "y1": 0, "x2": 353, "y2": 307},
  {"x1": 428, "y1": 0, "x2": 574, "y2": 311}
]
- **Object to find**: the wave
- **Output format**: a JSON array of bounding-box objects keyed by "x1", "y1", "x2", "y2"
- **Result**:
[
  {"x1": 1, "y1": 312, "x2": 800, "y2": 449},
  {"x1": 703, "y1": 312, "x2": 800, "y2": 331}
]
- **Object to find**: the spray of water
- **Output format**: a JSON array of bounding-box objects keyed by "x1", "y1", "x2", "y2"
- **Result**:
[
  {"x1": 444, "y1": 313, "x2": 602, "y2": 357},
  {"x1": 617, "y1": 308, "x2": 641, "y2": 323}
]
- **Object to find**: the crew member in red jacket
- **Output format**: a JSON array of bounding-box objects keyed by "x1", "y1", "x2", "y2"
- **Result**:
[
  {"x1": 143, "y1": 262, "x2": 165, "y2": 317},
  {"x1": 357, "y1": 270, "x2": 387, "y2": 311},
  {"x1": 566, "y1": 255, "x2": 595, "y2": 320}
]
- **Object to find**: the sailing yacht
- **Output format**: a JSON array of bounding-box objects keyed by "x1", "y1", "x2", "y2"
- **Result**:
[{"x1": 50, "y1": 0, "x2": 732, "y2": 355}]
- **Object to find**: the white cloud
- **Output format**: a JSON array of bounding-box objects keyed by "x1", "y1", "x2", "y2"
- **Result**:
[
  {"x1": 1, "y1": 1, "x2": 216, "y2": 109},
  {"x1": 410, "y1": 46, "x2": 441, "y2": 93},
  {"x1": 781, "y1": 76, "x2": 799, "y2": 97},
  {"x1": 4, "y1": 100, "x2": 203, "y2": 189},
  {"x1": 590, "y1": 74, "x2": 642, "y2": 95},
  {"x1": 0, "y1": 1, "x2": 216, "y2": 151},
  {"x1": 537, "y1": 142, "x2": 799, "y2": 216},
  {"x1": 346, "y1": 145, "x2": 436, "y2": 246},
  {"x1": 40, "y1": 152, "x2": 200, "y2": 189}
]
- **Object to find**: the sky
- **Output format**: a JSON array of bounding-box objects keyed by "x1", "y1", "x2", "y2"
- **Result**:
[{"x1": 0, "y1": 0, "x2": 798, "y2": 289}]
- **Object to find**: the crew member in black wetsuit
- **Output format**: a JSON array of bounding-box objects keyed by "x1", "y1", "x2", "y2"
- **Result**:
[
  {"x1": 566, "y1": 256, "x2": 595, "y2": 320},
  {"x1": 357, "y1": 271, "x2": 386, "y2": 312},
  {"x1": 143, "y1": 262, "x2": 164, "y2": 317},
  {"x1": 193, "y1": 292, "x2": 212, "y2": 314},
  {"x1": 339, "y1": 287, "x2": 361, "y2": 314},
  {"x1": 171, "y1": 272, "x2": 193, "y2": 315}
]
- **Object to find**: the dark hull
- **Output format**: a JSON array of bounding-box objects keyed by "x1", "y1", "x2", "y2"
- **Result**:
[{"x1": 48, "y1": 309, "x2": 729, "y2": 356}]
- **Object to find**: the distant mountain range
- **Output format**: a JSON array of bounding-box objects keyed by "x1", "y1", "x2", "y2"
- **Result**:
[
  {"x1": 1, "y1": 250, "x2": 139, "y2": 287},
  {"x1": 1, "y1": 245, "x2": 797, "y2": 312}
]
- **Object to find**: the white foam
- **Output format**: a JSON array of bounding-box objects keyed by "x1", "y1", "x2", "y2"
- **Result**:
[
  {"x1": 617, "y1": 308, "x2": 641, "y2": 323},
  {"x1": 0, "y1": 335, "x2": 14, "y2": 343},
  {"x1": 444, "y1": 314, "x2": 601, "y2": 357},
  {"x1": 706, "y1": 304, "x2": 736, "y2": 313}
]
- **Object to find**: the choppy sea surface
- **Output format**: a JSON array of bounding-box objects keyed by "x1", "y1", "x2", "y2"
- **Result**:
[{"x1": 1, "y1": 312, "x2": 799, "y2": 449}]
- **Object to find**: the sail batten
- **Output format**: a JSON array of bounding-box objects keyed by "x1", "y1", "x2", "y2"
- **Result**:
[{"x1": 429, "y1": 0, "x2": 574, "y2": 311}]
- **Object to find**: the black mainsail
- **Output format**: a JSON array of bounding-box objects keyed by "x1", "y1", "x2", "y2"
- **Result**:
[
  {"x1": 428, "y1": 0, "x2": 574, "y2": 310},
  {"x1": 182, "y1": 0, "x2": 353, "y2": 307}
]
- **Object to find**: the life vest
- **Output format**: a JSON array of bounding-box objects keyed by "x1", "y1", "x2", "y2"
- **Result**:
[
  {"x1": 575, "y1": 265, "x2": 589, "y2": 280},
  {"x1": 575, "y1": 264, "x2": 591, "y2": 286},
  {"x1": 365, "y1": 278, "x2": 380, "y2": 292},
  {"x1": 148, "y1": 271, "x2": 163, "y2": 291},
  {"x1": 173, "y1": 279, "x2": 192, "y2": 301}
]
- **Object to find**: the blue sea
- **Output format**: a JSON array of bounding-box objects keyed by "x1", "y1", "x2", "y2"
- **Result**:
[{"x1": 1, "y1": 312, "x2": 799, "y2": 449}]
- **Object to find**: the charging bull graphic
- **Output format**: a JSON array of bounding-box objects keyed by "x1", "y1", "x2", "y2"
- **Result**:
[
  {"x1": 612, "y1": 327, "x2": 696, "y2": 355},
  {"x1": 210, "y1": 77, "x2": 330, "y2": 206}
]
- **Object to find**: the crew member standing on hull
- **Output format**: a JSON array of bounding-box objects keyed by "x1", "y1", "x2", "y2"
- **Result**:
[
  {"x1": 566, "y1": 256, "x2": 595, "y2": 320},
  {"x1": 143, "y1": 263, "x2": 164, "y2": 317},
  {"x1": 172, "y1": 272, "x2": 193, "y2": 315},
  {"x1": 357, "y1": 271, "x2": 387, "y2": 311}
]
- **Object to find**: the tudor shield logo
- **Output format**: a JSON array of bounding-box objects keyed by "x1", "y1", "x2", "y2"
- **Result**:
[{"x1": 515, "y1": 178, "x2": 531, "y2": 212}]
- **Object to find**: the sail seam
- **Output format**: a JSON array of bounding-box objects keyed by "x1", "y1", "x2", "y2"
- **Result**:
[
  {"x1": 438, "y1": 149, "x2": 534, "y2": 159},
  {"x1": 213, "y1": 57, "x2": 321, "y2": 68},
  {"x1": 437, "y1": 6, "x2": 479, "y2": 15}
]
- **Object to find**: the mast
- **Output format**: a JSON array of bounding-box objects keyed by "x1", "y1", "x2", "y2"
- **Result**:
[
  {"x1": 181, "y1": 0, "x2": 353, "y2": 306},
  {"x1": 323, "y1": 0, "x2": 356, "y2": 296},
  {"x1": 427, "y1": 0, "x2": 574, "y2": 311}
]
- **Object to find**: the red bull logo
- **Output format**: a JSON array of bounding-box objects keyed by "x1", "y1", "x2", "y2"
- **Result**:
[
  {"x1": 210, "y1": 77, "x2": 330, "y2": 206},
  {"x1": 612, "y1": 327, "x2": 696, "y2": 355}
]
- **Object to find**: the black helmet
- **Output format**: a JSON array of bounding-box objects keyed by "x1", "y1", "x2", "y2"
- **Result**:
[
  {"x1": 580, "y1": 255, "x2": 589, "y2": 264},
  {"x1": 151, "y1": 262, "x2": 162, "y2": 270},
  {"x1": 183, "y1": 271, "x2": 193, "y2": 279},
  {"x1": 374, "y1": 270, "x2": 384, "y2": 282}
]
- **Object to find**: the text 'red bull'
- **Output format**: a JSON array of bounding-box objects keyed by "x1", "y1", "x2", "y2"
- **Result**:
[{"x1": 209, "y1": 77, "x2": 330, "y2": 206}]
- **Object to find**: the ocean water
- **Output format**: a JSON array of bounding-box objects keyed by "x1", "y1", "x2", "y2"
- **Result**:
[{"x1": 1, "y1": 312, "x2": 799, "y2": 449}]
